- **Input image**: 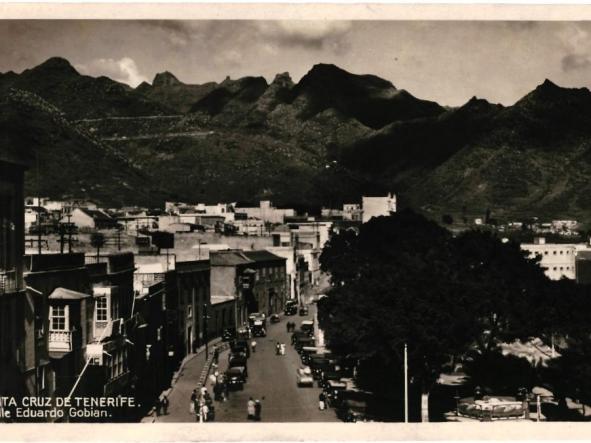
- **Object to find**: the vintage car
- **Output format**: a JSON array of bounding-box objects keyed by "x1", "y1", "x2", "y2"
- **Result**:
[
  {"x1": 225, "y1": 367, "x2": 247, "y2": 390},
  {"x1": 285, "y1": 300, "x2": 298, "y2": 316},
  {"x1": 296, "y1": 337, "x2": 316, "y2": 354},
  {"x1": 309, "y1": 355, "x2": 333, "y2": 380},
  {"x1": 229, "y1": 352, "x2": 248, "y2": 372},
  {"x1": 270, "y1": 314, "x2": 281, "y2": 323},
  {"x1": 296, "y1": 367, "x2": 314, "y2": 387},
  {"x1": 300, "y1": 347, "x2": 321, "y2": 365},
  {"x1": 300, "y1": 320, "x2": 314, "y2": 336},
  {"x1": 248, "y1": 312, "x2": 267, "y2": 327},
  {"x1": 222, "y1": 327, "x2": 237, "y2": 342},
  {"x1": 252, "y1": 320, "x2": 267, "y2": 337},
  {"x1": 299, "y1": 305, "x2": 309, "y2": 316},
  {"x1": 230, "y1": 339, "x2": 250, "y2": 358},
  {"x1": 324, "y1": 379, "x2": 348, "y2": 407}
]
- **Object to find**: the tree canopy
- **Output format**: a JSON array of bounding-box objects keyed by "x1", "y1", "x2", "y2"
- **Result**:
[{"x1": 318, "y1": 210, "x2": 587, "y2": 414}]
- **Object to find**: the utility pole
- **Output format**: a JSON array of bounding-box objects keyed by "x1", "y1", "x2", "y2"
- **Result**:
[
  {"x1": 404, "y1": 342, "x2": 409, "y2": 423},
  {"x1": 203, "y1": 303, "x2": 209, "y2": 359},
  {"x1": 67, "y1": 213, "x2": 73, "y2": 253}
]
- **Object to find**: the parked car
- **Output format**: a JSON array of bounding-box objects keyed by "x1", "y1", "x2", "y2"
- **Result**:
[
  {"x1": 225, "y1": 367, "x2": 247, "y2": 390},
  {"x1": 299, "y1": 305, "x2": 309, "y2": 316},
  {"x1": 324, "y1": 379, "x2": 348, "y2": 407},
  {"x1": 296, "y1": 367, "x2": 314, "y2": 387},
  {"x1": 300, "y1": 320, "x2": 314, "y2": 336},
  {"x1": 285, "y1": 300, "x2": 298, "y2": 316},
  {"x1": 222, "y1": 327, "x2": 237, "y2": 342},
  {"x1": 300, "y1": 346, "x2": 320, "y2": 364},
  {"x1": 309, "y1": 355, "x2": 333, "y2": 380},
  {"x1": 270, "y1": 314, "x2": 280, "y2": 323},
  {"x1": 296, "y1": 337, "x2": 316, "y2": 354},
  {"x1": 230, "y1": 339, "x2": 250, "y2": 358}
]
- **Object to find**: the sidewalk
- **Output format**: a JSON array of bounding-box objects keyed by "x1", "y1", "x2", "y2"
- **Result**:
[{"x1": 141, "y1": 338, "x2": 223, "y2": 423}]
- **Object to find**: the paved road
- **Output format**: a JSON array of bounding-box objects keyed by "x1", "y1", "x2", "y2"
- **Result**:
[{"x1": 211, "y1": 305, "x2": 339, "y2": 422}]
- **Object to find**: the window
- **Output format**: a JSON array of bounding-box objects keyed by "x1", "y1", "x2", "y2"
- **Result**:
[
  {"x1": 560, "y1": 251, "x2": 564, "y2": 255},
  {"x1": 96, "y1": 297, "x2": 108, "y2": 322},
  {"x1": 553, "y1": 251, "x2": 557, "y2": 255},
  {"x1": 50, "y1": 305, "x2": 67, "y2": 331},
  {"x1": 544, "y1": 251, "x2": 548, "y2": 255},
  {"x1": 553, "y1": 267, "x2": 557, "y2": 271}
]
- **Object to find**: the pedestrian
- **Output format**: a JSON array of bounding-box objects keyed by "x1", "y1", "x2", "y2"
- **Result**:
[
  {"x1": 247, "y1": 397, "x2": 255, "y2": 420},
  {"x1": 213, "y1": 346, "x2": 220, "y2": 364},
  {"x1": 213, "y1": 382, "x2": 221, "y2": 401},
  {"x1": 155, "y1": 397, "x2": 162, "y2": 416},
  {"x1": 223, "y1": 380, "x2": 229, "y2": 401},
  {"x1": 319, "y1": 392, "x2": 326, "y2": 411},
  {"x1": 286, "y1": 322, "x2": 290, "y2": 333},
  {"x1": 161, "y1": 395, "x2": 169, "y2": 415},
  {"x1": 280, "y1": 343, "x2": 286, "y2": 355},
  {"x1": 276, "y1": 342, "x2": 281, "y2": 355},
  {"x1": 200, "y1": 403, "x2": 209, "y2": 423},
  {"x1": 190, "y1": 389, "x2": 197, "y2": 414},
  {"x1": 209, "y1": 371, "x2": 217, "y2": 387},
  {"x1": 201, "y1": 386, "x2": 208, "y2": 397},
  {"x1": 251, "y1": 339, "x2": 257, "y2": 353},
  {"x1": 254, "y1": 399, "x2": 262, "y2": 421}
]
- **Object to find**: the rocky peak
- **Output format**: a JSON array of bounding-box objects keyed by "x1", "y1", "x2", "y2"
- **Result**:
[
  {"x1": 153, "y1": 71, "x2": 182, "y2": 88},
  {"x1": 30, "y1": 57, "x2": 79, "y2": 76}
]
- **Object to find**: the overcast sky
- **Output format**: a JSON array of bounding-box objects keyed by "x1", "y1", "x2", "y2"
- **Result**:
[{"x1": 2, "y1": 20, "x2": 591, "y2": 106}]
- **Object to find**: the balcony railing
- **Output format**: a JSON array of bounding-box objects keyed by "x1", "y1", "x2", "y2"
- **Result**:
[
  {"x1": 48, "y1": 330, "x2": 72, "y2": 352},
  {"x1": 0, "y1": 269, "x2": 17, "y2": 295}
]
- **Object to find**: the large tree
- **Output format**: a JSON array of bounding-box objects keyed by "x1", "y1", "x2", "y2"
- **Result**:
[{"x1": 318, "y1": 210, "x2": 567, "y2": 421}]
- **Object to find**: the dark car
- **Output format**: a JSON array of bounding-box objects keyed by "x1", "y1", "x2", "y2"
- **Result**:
[
  {"x1": 270, "y1": 314, "x2": 280, "y2": 324},
  {"x1": 296, "y1": 337, "x2": 316, "y2": 354},
  {"x1": 252, "y1": 320, "x2": 266, "y2": 337},
  {"x1": 299, "y1": 305, "x2": 309, "y2": 316},
  {"x1": 300, "y1": 320, "x2": 314, "y2": 336},
  {"x1": 222, "y1": 327, "x2": 237, "y2": 342},
  {"x1": 309, "y1": 355, "x2": 333, "y2": 380},
  {"x1": 225, "y1": 367, "x2": 247, "y2": 390},
  {"x1": 229, "y1": 353, "x2": 248, "y2": 375},
  {"x1": 285, "y1": 300, "x2": 298, "y2": 316},
  {"x1": 291, "y1": 330, "x2": 308, "y2": 346},
  {"x1": 324, "y1": 380, "x2": 348, "y2": 407},
  {"x1": 230, "y1": 339, "x2": 250, "y2": 358}
]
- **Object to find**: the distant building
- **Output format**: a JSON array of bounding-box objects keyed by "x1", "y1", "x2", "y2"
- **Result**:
[
  {"x1": 63, "y1": 208, "x2": 118, "y2": 230},
  {"x1": 576, "y1": 251, "x2": 591, "y2": 285},
  {"x1": 520, "y1": 237, "x2": 591, "y2": 280},
  {"x1": 343, "y1": 203, "x2": 363, "y2": 221},
  {"x1": 361, "y1": 193, "x2": 396, "y2": 223},
  {"x1": 235, "y1": 201, "x2": 295, "y2": 225},
  {"x1": 242, "y1": 250, "x2": 287, "y2": 316}
]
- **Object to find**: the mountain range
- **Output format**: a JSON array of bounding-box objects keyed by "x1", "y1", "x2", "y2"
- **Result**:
[{"x1": 3, "y1": 57, "x2": 591, "y2": 222}]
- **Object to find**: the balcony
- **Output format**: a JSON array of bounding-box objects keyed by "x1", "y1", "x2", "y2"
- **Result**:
[
  {"x1": 48, "y1": 330, "x2": 72, "y2": 352},
  {"x1": 0, "y1": 269, "x2": 17, "y2": 295}
]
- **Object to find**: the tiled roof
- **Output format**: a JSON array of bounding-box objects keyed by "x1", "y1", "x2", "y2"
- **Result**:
[{"x1": 209, "y1": 250, "x2": 253, "y2": 266}]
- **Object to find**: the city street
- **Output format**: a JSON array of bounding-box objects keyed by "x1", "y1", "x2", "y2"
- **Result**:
[{"x1": 211, "y1": 304, "x2": 339, "y2": 422}]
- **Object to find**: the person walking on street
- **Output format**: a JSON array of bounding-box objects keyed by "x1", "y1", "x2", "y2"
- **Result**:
[
  {"x1": 213, "y1": 346, "x2": 220, "y2": 364},
  {"x1": 254, "y1": 399, "x2": 262, "y2": 421},
  {"x1": 155, "y1": 397, "x2": 162, "y2": 416},
  {"x1": 319, "y1": 392, "x2": 326, "y2": 411},
  {"x1": 190, "y1": 389, "x2": 197, "y2": 414},
  {"x1": 251, "y1": 339, "x2": 257, "y2": 353},
  {"x1": 161, "y1": 395, "x2": 169, "y2": 415},
  {"x1": 247, "y1": 397, "x2": 255, "y2": 420}
]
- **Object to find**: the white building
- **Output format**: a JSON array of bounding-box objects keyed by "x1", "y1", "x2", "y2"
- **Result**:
[
  {"x1": 235, "y1": 201, "x2": 295, "y2": 225},
  {"x1": 361, "y1": 193, "x2": 396, "y2": 223},
  {"x1": 265, "y1": 246, "x2": 297, "y2": 301},
  {"x1": 520, "y1": 237, "x2": 591, "y2": 280}
]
